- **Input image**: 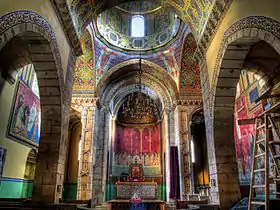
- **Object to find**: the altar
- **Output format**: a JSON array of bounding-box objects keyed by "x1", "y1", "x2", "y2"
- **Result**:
[{"x1": 115, "y1": 181, "x2": 157, "y2": 199}]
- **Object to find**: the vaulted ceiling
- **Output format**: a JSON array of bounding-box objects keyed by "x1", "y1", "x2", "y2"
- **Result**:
[{"x1": 67, "y1": 0, "x2": 229, "y2": 40}]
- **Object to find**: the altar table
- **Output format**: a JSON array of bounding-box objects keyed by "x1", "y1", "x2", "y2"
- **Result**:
[
  {"x1": 108, "y1": 199, "x2": 165, "y2": 210},
  {"x1": 115, "y1": 181, "x2": 157, "y2": 199}
]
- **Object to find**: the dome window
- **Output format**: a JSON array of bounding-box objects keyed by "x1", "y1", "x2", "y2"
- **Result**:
[{"x1": 131, "y1": 15, "x2": 145, "y2": 37}]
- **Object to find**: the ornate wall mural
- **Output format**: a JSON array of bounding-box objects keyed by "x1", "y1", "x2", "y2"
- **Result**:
[
  {"x1": 234, "y1": 71, "x2": 272, "y2": 188},
  {"x1": 180, "y1": 34, "x2": 201, "y2": 96},
  {"x1": 95, "y1": 44, "x2": 117, "y2": 84},
  {"x1": 7, "y1": 65, "x2": 41, "y2": 148},
  {"x1": 112, "y1": 122, "x2": 161, "y2": 177},
  {"x1": 158, "y1": 47, "x2": 180, "y2": 84},
  {"x1": 73, "y1": 32, "x2": 95, "y2": 93}
]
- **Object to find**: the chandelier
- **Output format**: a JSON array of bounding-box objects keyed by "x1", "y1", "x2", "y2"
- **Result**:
[{"x1": 121, "y1": 55, "x2": 159, "y2": 121}]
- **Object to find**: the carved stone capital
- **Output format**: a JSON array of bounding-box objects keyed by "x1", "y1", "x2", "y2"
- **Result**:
[{"x1": 71, "y1": 96, "x2": 98, "y2": 112}]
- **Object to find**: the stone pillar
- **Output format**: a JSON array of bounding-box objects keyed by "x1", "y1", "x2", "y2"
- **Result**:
[
  {"x1": 102, "y1": 112, "x2": 110, "y2": 202},
  {"x1": 33, "y1": 51, "x2": 76, "y2": 204},
  {"x1": 174, "y1": 106, "x2": 184, "y2": 200},
  {"x1": 199, "y1": 58, "x2": 220, "y2": 204},
  {"x1": 178, "y1": 104, "x2": 193, "y2": 197},
  {"x1": 76, "y1": 105, "x2": 96, "y2": 200},
  {"x1": 164, "y1": 110, "x2": 171, "y2": 203},
  {"x1": 165, "y1": 107, "x2": 178, "y2": 201},
  {"x1": 91, "y1": 106, "x2": 108, "y2": 207}
]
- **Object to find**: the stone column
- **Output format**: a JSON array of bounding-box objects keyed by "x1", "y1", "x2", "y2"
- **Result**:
[
  {"x1": 72, "y1": 97, "x2": 97, "y2": 201},
  {"x1": 91, "y1": 106, "x2": 108, "y2": 207},
  {"x1": 174, "y1": 106, "x2": 184, "y2": 200},
  {"x1": 76, "y1": 105, "x2": 96, "y2": 200},
  {"x1": 164, "y1": 110, "x2": 171, "y2": 203},
  {"x1": 102, "y1": 111, "x2": 110, "y2": 202},
  {"x1": 199, "y1": 58, "x2": 220, "y2": 204},
  {"x1": 165, "y1": 107, "x2": 178, "y2": 201},
  {"x1": 33, "y1": 52, "x2": 76, "y2": 204}
]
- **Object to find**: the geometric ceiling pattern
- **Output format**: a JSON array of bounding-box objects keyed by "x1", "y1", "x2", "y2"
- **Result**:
[
  {"x1": 67, "y1": 0, "x2": 219, "y2": 39},
  {"x1": 180, "y1": 33, "x2": 201, "y2": 97},
  {"x1": 92, "y1": 25, "x2": 188, "y2": 86},
  {"x1": 69, "y1": 0, "x2": 230, "y2": 96},
  {"x1": 73, "y1": 31, "x2": 95, "y2": 93}
]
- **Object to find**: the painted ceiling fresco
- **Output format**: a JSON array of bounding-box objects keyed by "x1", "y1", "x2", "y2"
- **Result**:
[
  {"x1": 95, "y1": 2, "x2": 181, "y2": 51},
  {"x1": 73, "y1": 31, "x2": 95, "y2": 93},
  {"x1": 180, "y1": 34, "x2": 201, "y2": 96},
  {"x1": 67, "y1": 0, "x2": 219, "y2": 39},
  {"x1": 70, "y1": 0, "x2": 216, "y2": 94},
  {"x1": 92, "y1": 25, "x2": 188, "y2": 86}
]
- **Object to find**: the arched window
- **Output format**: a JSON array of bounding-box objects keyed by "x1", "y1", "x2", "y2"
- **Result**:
[{"x1": 131, "y1": 15, "x2": 145, "y2": 37}]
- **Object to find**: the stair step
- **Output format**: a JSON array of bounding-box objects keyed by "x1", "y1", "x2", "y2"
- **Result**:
[
  {"x1": 274, "y1": 155, "x2": 280, "y2": 159},
  {"x1": 251, "y1": 201, "x2": 266, "y2": 205},
  {"x1": 270, "y1": 140, "x2": 280, "y2": 145},
  {"x1": 257, "y1": 124, "x2": 266, "y2": 130},
  {"x1": 256, "y1": 138, "x2": 266, "y2": 144},
  {"x1": 254, "y1": 168, "x2": 265, "y2": 173},
  {"x1": 255, "y1": 153, "x2": 266, "y2": 158},
  {"x1": 253, "y1": 185, "x2": 266, "y2": 188}
]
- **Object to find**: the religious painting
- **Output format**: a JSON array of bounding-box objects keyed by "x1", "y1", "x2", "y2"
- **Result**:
[
  {"x1": 7, "y1": 80, "x2": 40, "y2": 147},
  {"x1": 112, "y1": 123, "x2": 161, "y2": 177}
]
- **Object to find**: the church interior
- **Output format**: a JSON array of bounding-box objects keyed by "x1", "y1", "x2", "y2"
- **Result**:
[{"x1": 1, "y1": 0, "x2": 280, "y2": 210}]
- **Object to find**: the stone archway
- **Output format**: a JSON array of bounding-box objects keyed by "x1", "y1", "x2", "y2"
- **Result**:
[
  {"x1": 0, "y1": 10, "x2": 74, "y2": 203},
  {"x1": 207, "y1": 16, "x2": 280, "y2": 209}
]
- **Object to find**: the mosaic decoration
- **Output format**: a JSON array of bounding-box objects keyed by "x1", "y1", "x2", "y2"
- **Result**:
[
  {"x1": 93, "y1": 25, "x2": 187, "y2": 86},
  {"x1": 167, "y1": 0, "x2": 215, "y2": 38},
  {"x1": 96, "y1": 4, "x2": 181, "y2": 51},
  {"x1": 73, "y1": 31, "x2": 95, "y2": 92},
  {"x1": 180, "y1": 34, "x2": 201, "y2": 96},
  {"x1": 7, "y1": 66, "x2": 41, "y2": 148},
  {"x1": 67, "y1": 0, "x2": 217, "y2": 40},
  {"x1": 112, "y1": 122, "x2": 161, "y2": 177},
  {"x1": 158, "y1": 47, "x2": 180, "y2": 84},
  {"x1": 95, "y1": 43, "x2": 118, "y2": 83}
]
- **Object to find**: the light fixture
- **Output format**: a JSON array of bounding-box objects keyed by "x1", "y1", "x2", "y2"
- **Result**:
[{"x1": 121, "y1": 54, "x2": 159, "y2": 121}]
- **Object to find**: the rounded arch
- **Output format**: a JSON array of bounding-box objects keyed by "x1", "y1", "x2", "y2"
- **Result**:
[
  {"x1": 210, "y1": 16, "x2": 280, "y2": 209},
  {"x1": 95, "y1": 59, "x2": 179, "y2": 108},
  {"x1": 0, "y1": 10, "x2": 64, "y2": 203}
]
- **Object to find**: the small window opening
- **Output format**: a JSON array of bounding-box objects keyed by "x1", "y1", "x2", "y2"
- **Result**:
[{"x1": 131, "y1": 15, "x2": 145, "y2": 37}]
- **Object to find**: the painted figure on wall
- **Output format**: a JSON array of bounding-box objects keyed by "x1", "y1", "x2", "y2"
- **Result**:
[
  {"x1": 8, "y1": 80, "x2": 41, "y2": 147},
  {"x1": 96, "y1": 45, "x2": 117, "y2": 83},
  {"x1": 158, "y1": 47, "x2": 179, "y2": 84}
]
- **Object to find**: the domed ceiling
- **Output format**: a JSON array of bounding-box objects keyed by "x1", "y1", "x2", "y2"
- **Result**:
[
  {"x1": 95, "y1": 1, "x2": 181, "y2": 51},
  {"x1": 67, "y1": 0, "x2": 227, "y2": 40}
]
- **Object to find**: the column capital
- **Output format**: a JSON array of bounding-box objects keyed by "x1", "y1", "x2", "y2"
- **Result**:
[
  {"x1": 71, "y1": 96, "x2": 98, "y2": 112},
  {"x1": 176, "y1": 99, "x2": 203, "y2": 107}
]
